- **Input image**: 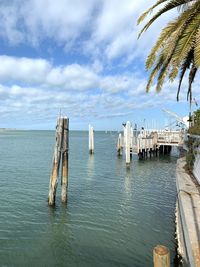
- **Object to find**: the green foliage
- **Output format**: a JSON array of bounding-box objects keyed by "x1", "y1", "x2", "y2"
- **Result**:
[
  {"x1": 185, "y1": 135, "x2": 200, "y2": 171},
  {"x1": 194, "y1": 109, "x2": 200, "y2": 124},
  {"x1": 188, "y1": 109, "x2": 200, "y2": 134},
  {"x1": 185, "y1": 151, "x2": 195, "y2": 171},
  {"x1": 138, "y1": 0, "x2": 200, "y2": 102}
]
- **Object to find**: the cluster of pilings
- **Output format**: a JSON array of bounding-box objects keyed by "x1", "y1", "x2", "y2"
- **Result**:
[
  {"x1": 137, "y1": 130, "x2": 173, "y2": 159},
  {"x1": 48, "y1": 117, "x2": 69, "y2": 206},
  {"x1": 159, "y1": 145, "x2": 172, "y2": 155},
  {"x1": 48, "y1": 120, "x2": 95, "y2": 206},
  {"x1": 138, "y1": 146, "x2": 159, "y2": 159},
  {"x1": 137, "y1": 130, "x2": 158, "y2": 159},
  {"x1": 48, "y1": 118, "x2": 172, "y2": 266},
  {"x1": 117, "y1": 121, "x2": 135, "y2": 167},
  {"x1": 117, "y1": 123, "x2": 173, "y2": 162}
]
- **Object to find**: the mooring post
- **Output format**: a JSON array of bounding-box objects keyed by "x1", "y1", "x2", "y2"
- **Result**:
[
  {"x1": 153, "y1": 245, "x2": 170, "y2": 267},
  {"x1": 89, "y1": 125, "x2": 94, "y2": 154},
  {"x1": 48, "y1": 117, "x2": 64, "y2": 206},
  {"x1": 117, "y1": 133, "x2": 123, "y2": 156},
  {"x1": 61, "y1": 117, "x2": 69, "y2": 203},
  {"x1": 130, "y1": 127, "x2": 133, "y2": 158},
  {"x1": 125, "y1": 121, "x2": 131, "y2": 165}
]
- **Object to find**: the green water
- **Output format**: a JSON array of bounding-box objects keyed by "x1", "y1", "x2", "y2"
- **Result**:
[{"x1": 0, "y1": 130, "x2": 178, "y2": 267}]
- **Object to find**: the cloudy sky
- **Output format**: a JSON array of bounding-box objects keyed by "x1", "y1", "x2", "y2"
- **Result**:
[{"x1": 0, "y1": 0, "x2": 199, "y2": 130}]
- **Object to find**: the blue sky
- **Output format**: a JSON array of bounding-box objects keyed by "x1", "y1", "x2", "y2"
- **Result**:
[{"x1": 0, "y1": 0, "x2": 199, "y2": 130}]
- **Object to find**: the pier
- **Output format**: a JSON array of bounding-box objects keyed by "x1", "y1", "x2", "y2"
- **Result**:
[{"x1": 117, "y1": 121, "x2": 185, "y2": 160}]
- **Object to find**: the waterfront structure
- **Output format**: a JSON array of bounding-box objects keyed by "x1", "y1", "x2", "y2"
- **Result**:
[{"x1": 117, "y1": 121, "x2": 184, "y2": 160}]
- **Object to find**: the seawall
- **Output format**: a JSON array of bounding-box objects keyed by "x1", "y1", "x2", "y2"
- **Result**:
[
  {"x1": 176, "y1": 157, "x2": 200, "y2": 266},
  {"x1": 193, "y1": 147, "x2": 200, "y2": 184}
]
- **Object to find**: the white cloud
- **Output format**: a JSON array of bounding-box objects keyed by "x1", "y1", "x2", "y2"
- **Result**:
[
  {"x1": 0, "y1": 1, "x2": 194, "y2": 129},
  {"x1": 0, "y1": 54, "x2": 195, "y2": 104},
  {"x1": 0, "y1": 0, "x2": 176, "y2": 63},
  {"x1": 0, "y1": 1, "x2": 24, "y2": 44},
  {"x1": 0, "y1": 56, "x2": 51, "y2": 83},
  {"x1": 46, "y1": 64, "x2": 99, "y2": 90},
  {"x1": 22, "y1": 0, "x2": 97, "y2": 45},
  {"x1": 0, "y1": 55, "x2": 99, "y2": 91}
]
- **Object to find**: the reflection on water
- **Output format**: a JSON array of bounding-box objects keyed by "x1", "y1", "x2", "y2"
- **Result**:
[
  {"x1": 124, "y1": 165, "x2": 132, "y2": 196},
  {"x1": 0, "y1": 130, "x2": 178, "y2": 267},
  {"x1": 87, "y1": 154, "x2": 95, "y2": 181}
]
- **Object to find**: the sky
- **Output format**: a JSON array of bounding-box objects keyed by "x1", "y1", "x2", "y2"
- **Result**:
[{"x1": 0, "y1": 0, "x2": 199, "y2": 130}]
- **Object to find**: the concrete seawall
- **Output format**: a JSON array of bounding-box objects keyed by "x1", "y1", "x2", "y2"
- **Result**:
[
  {"x1": 193, "y1": 147, "x2": 200, "y2": 184},
  {"x1": 176, "y1": 157, "x2": 200, "y2": 266}
]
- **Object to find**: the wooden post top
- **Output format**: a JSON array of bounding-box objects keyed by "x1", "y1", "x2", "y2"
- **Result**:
[{"x1": 154, "y1": 245, "x2": 169, "y2": 256}]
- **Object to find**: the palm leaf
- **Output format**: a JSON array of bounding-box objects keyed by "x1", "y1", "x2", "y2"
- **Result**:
[
  {"x1": 194, "y1": 27, "x2": 200, "y2": 66},
  {"x1": 137, "y1": 0, "x2": 169, "y2": 25},
  {"x1": 169, "y1": 8, "x2": 200, "y2": 80},
  {"x1": 187, "y1": 64, "x2": 197, "y2": 101},
  {"x1": 146, "y1": 21, "x2": 178, "y2": 69},
  {"x1": 138, "y1": 0, "x2": 196, "y2": 38},
  {"x1": 146, "y1": 55, "x2": 164, "y2": 92},
  {"x1": 176, "y1": 50, "x2": 193, "y2": 100},
  {"x1": 146, "y1": 3, "x2": 197, "y2": 70}
]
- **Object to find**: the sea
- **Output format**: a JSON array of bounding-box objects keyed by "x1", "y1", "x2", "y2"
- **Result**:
[{"x1": 0, "y1": 130, "x2": 179, "y2": 267}]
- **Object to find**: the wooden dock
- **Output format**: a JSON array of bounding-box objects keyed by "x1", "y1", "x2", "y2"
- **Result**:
[{"x1": 117, "y1": 122, "x2": 184, "y2": 160}]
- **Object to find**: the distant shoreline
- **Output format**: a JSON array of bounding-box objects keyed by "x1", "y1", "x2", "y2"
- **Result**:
[
  {"x1": 0, "y1": 128, "x2": 17, "y2": 131},
  {"x1": 0, "y1": 129, "x2": 119, "y2": 132}
]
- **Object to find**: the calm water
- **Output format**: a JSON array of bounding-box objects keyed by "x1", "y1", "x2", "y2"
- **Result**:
[{"x1": 0, "y1": 130, "x2": 178, "y2": 267}]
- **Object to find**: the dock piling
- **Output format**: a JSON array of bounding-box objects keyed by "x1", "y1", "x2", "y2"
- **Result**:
[
  {"x1": 117, "y1": 133, "x2": 123, "y2": 156},
  {"x1": 153, "y1": 245, "x2": 170, "y2": 267},
  {"x1": 89, "y1": 125, "x2": 94, "y2": 154},
  {"x1": 125, "y1": 121, "x2": 131, "y2": 165},
  {"x1": 61, "y1": 117, "x2": 69, "y2": 203},
  {"x1": 48, "y1": 117, "x2": 64, "y2": 206}
]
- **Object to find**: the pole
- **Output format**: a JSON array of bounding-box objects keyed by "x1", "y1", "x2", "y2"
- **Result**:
[
  {"x1": 125, "y1": 121, "x2": 131, "y2": 165},
  {"x1": 61, "y1": 117, "x2": 69, "y2": 203},
  {"x1": 89, "y1": 125, "x2": 94, "y2": 154},
  {"x1": 117, "y1": 133, "x2": 123, "y2": 156},
  {"x1": 153, "y1": 245, "x2": 170, "y2": 267},
  {"x1": 48, "y1": 117, "x2": 63, "y2": 206}
]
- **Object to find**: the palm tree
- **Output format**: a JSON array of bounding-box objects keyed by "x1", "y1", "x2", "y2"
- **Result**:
[{"x1": 137, "y1": 0, "x2": 200, "y2": 102}]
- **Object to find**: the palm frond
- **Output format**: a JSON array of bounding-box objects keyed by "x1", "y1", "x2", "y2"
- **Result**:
[
  {"x1": 146, "y1": 55, "x2": 164, "y2": 92},
  {"x1": 146, "y1": 3, "x2": 197, "y2": 70},
  {"x1": 187, "y1": 64, "x2": 197, "y2": 101},
  {"x1": 138, "y1": 0, "x2": 200, "y2": 102},
  {"x1": 137, "y1": 0, "x2": 169, "y2": 25},
  {"x1": 194, "y1": 27, "x2": 200, "y2": 67},
  {"x1": 168, "y1": 8, "x2": 200, "y2": 81},
  {"x1": 138, "y1": 0, "x2": 195, "y2": 38},
  {"x1": 146, "y1": 21, "x2": 178, "y2": 69},
  {"x1": 176, "y1": 50, "x2": 193, "y2": 101},
  {"x1": 155, "y1": 64, "x2": 169, "y2": 92}
]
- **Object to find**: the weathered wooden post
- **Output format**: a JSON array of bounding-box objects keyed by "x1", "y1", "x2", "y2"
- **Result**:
[
  {"x1": 89, "y1": 125, "x2": 94, "y2": 154},
  {"x1": 130, "y1": 127, "x2": 133, "y2": 158},
  {"x1": 125, "y1": 121, "x2": 131, "y2": 165},
  {"x1": 153, "y1": 245, "x2": 170, "y2": 267},
  {"x1": 117, "y1": 133, "x2": 123, "y2": 156},
  {"x1": 48, "y1": 117, "x2": 64, "y2": 206},
  {"x1": 61, "y1": 117, "x2": 69, "y2": 203}
]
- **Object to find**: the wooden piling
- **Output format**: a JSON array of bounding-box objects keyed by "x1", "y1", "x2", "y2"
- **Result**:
[
  {"x1": 61, "y1": 117, "x2": 69, "y2": 203},
  {"x1": 117, "y1": 133, "x2": 123, "y2": 156},
  {"x1": 125, "y1": 121, "x2": 131, "y2": 165},
  {"x1": 48, "y1": 117, "x2": 64, "y2": 206},
  {"x1": 153, "y1": 245, "x2": 170, "y2": 267},
  {"x1": 89, "y1": 125, "x2": 94, "y2": 154}
]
